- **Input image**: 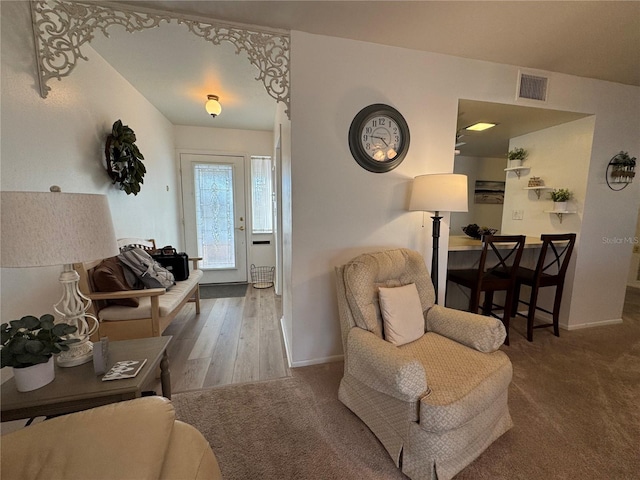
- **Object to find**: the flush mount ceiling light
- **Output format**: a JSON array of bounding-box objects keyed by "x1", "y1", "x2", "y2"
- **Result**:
[
  {"x1": 205, "y1": 94, "x2": 222, "y2": 118},
  {"x1": 464, "y1": 122, "x2": 497, "y2": 132}
]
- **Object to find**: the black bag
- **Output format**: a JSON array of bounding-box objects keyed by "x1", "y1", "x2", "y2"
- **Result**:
[{"x1": 152, "y1": 246, "x2": 190, "y2": 281}]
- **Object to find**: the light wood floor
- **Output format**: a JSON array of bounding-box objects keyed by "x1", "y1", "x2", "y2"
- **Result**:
[{"x1": 158, "y1": 286, "x2": 289, "y2": 394}]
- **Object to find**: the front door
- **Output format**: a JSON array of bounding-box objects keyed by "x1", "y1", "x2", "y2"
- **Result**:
[{"x1": 180, "y1": 153, "x2": 247, "y2": 284}]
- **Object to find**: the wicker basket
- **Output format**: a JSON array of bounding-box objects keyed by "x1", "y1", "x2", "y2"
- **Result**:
[{"x1": 250, "y1": 264, "x2": 275, "y2": 289}]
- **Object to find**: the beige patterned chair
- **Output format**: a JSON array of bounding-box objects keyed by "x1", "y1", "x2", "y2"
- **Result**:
[{"x1": 335, "y1": 248, "x2": 513, "y2": 480}]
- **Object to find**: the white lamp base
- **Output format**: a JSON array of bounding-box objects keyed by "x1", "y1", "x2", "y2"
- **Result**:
[
  {"x1": 56, "y1": 337, "x2": 94, "y2": 367},
  {"x1": 54, "y1": 265, "x2": 99, "y2": 368}
]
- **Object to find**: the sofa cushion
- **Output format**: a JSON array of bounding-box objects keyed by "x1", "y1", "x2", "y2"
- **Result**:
[
  {"x1": 93, "y1": 257, "x2": 139, "y2": 307},
  {"x1": 99, "y1": 270, "x2": 203, "y2": 321},
  {"x1": 379, "y1": 283, "x2": 425, "y2": 346},
  {"x1": 400, "y1": 332, "x2": 512, "y2": 432}
]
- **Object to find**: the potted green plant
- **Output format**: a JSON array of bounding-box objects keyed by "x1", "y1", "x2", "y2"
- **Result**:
[
  {"x1": 507, "y1": 147, "x2": 528, "y2": 167},
  {"x1": 610, "y1": 151, "x2": 636, "y2": 183},
  {"x1": 550, "y1": 188, "x2": 572, "y2": 212},
  {"x1": 1, "y1": 314, "x2": 78, "y2": 392},
  {"x1": 105, "y1": 120, "x2": 146, "y2": 196}
]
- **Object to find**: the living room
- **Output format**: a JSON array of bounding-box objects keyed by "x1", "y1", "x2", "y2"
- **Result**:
[{"x1": 1, "y1": 1, "x2": 639, "y2": 479}]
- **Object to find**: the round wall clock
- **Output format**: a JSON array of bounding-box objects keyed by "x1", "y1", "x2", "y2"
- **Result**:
[{"x1": 348, "y1": 103, "x2": 411, "y2": 173}]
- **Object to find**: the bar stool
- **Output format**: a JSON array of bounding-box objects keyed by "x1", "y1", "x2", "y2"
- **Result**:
[
  {"x1": 512, "y1": 233, "x2": 576, "y2": 341},
  {"x1": 447, "y1": 235, "x2": 526, "y2": 345}
]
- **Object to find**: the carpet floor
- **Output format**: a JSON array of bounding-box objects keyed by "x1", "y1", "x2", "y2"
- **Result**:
[
  {"x1": 172, "y1": 289, "x2": 640, "y2": 479},
  {"x1": 199, "y1": 283, "x2": 249, "y2": 299}
]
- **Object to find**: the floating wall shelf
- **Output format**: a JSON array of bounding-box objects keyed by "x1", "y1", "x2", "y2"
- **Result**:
[
  {"x1": 504, "y1": 166, "x2": 530, "y2": 179},
  {"x1": 544, "y1": 210, "x2": 576, "y2": 224},
  {"x1": 524, "y1": 186, "x2": 553, "y2": 199}
]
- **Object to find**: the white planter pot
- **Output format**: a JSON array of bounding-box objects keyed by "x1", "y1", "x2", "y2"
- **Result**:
[
  {"x1": 13, "y1": 357, "x2": 55, "y2": 392},
  {"x1": 509, "y1": 159, "x2": 523, "y2": 168},
  {"x1": 553, "y1": 201, "x2": 568, "y2": 212}
]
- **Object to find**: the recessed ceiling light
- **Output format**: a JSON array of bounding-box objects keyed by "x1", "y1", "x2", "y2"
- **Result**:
[{"x1": 465, "y1": 122, "x2": 497, "y2": 131}]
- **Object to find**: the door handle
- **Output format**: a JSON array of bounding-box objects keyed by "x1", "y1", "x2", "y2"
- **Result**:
[{"x1": 237, "y1": 226, "x2": 245, "y2": 231}]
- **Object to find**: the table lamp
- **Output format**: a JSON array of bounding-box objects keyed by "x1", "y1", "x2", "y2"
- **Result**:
[
  {"x1": 409, "y1": 174, "x2": 468, "y2": 303},
  {"x1": 1, "y1": 187, "x2": 119, "y2": 367}
]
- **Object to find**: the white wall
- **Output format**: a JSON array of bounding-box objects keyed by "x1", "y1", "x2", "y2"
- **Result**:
[
  {"x1": 627, "y1": 208, "x2": 640, "y2": 287},
  {"x1": 1, "y1": 2, "x2": 181, "y2": 321},
  {"x1": 173, "y1": 125, "x2": 276, "y2": 272},
  {"x1": 500, "y1": 118, "x2": 596, "y2": 328},
  {"x1": 452, "y1": 156, "x2": 506, "y2": 234},
  {"x1": 288, "y1": 31, "x2": 640, "y2": 365},
  {"x1": 501, "y1": 118, "x2": 595, "y2": 236},
  {"x1": 274, "y1": 103, "x2": 293, "y2": 364}
]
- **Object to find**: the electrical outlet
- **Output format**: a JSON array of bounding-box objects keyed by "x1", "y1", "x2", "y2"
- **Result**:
[{"x1": 512, "y1": 210, "x2": 524, "y2": 220}]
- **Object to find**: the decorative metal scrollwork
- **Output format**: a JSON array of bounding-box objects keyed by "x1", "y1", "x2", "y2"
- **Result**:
[{"x1": 30, "y1": 0, "x2": 290, "y2": 117}]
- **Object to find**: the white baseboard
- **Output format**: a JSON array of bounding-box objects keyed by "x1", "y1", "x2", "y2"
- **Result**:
[
  {"x1": 564, "y1": 318, "x2": 623, "y2": 330},
  {"x1": 514, "y1": 310, "x2": 624, "y2": 331},
  {"x1": 290, "y1": 354, "x2": 344, "y2": 368},
  {"x1": 279, "y1": 316, "x2": 345, "y2": 368}
]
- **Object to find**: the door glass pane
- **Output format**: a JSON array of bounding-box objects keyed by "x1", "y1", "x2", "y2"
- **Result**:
[
  {"x1": 194, "y1": 163, "x2": 236, "y2": 269},
  {"x1": 251, "y1": 156, "x2": 273, "y2": 234}
]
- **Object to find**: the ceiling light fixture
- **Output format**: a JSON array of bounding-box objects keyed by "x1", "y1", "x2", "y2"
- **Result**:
[
  {"x1": 205, "y1": 94, "x2": 222, "y2": 118},
  {"x1": 464, "y1": 122, "x2": 497, "y2": 132}
]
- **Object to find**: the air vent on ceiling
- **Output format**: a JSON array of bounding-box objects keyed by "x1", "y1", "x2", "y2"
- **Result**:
[{"x1": 517, "y1": 72, "x2": 548, "y2": 102}]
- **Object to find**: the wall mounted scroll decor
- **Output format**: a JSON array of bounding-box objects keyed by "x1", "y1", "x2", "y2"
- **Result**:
[{"x1": 29, "y1": 0, "x2": 290, "y2": 117}]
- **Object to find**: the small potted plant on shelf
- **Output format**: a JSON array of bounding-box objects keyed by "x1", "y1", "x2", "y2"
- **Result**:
[
  {"x1": 549, "y1": 188, "x2": 572, "y2": 212},
  {"x1": 1, "y1": 314, "x2": 78, "y2": 392},
  {"x1": 507, "y1": 147, "x2": 528, "y2": 167}
]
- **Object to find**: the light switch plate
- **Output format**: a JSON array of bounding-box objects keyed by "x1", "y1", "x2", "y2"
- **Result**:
[{"x1": 512, "y1": 210, "x2": 524, "y2": 220}]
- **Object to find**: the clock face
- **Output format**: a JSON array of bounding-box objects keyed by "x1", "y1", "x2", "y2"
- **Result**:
[
  {"x1": 360, "y1": 115, "x2": 403, "y2": 162},
  {"x1": 349, "y1": 104, "x2": 410, "y2": 173}
]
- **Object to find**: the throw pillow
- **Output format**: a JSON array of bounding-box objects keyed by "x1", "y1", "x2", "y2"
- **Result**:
[
  {"x1": 92, "y1": 257, "x2": 139, "y2": 307},
  {"x1": 378, "y1": 283, "x2": 424, "y2": 346}
]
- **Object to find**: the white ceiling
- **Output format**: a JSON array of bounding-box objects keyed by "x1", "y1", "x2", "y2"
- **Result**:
[
  {"x1": 89, "y1": 1, "x2": 638, "y2": 155},
  {"x1": 456, "y1": 100, "x2": 591, "y2": 158}
]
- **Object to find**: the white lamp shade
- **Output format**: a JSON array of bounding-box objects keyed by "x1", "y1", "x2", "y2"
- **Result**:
[
  {"x1": 1, "y1": 191, "x2": 119, "y2": 267},
  {"x1": 409, "y1": 174, "x2": 468, "y2": 213}
]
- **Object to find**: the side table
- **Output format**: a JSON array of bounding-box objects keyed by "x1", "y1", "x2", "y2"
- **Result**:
[{"x1": 1, "y1": 336, "x2": 172, "y2": 422}]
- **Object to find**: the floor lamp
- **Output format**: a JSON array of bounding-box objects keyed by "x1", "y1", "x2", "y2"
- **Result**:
[
  {"x1": 1, "y1": 188, "x2": 119, "y2": 367},
  {"x1": 409, "y1": 174, "x2": 468, "y2": 303}
]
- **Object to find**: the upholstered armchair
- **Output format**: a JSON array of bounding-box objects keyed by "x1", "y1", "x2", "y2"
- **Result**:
[{"x1": 335, "y1": 248, "x2": 513, "y2": 480}]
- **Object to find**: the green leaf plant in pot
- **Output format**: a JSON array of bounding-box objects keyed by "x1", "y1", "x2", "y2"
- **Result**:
[
  {"x1": 610, "y1": 151, "x2": 637, "y2": 182},
  {"x1": 105, "y1": 119, "x2": 146, "y2": 196},
  {"x1": 507, "y1": 147, "x2": 528, "y2": 167},
  {"x1": 1, "y1": 314, "x2": 78, "y2": 392},
  {"x1": 550, "y1": 188, "x2": 572, "y2": 212}
]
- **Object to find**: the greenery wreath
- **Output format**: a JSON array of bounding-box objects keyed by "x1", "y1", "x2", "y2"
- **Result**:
[{"x1": 105, "y1": 120, "x2": 146, "y2": 195}]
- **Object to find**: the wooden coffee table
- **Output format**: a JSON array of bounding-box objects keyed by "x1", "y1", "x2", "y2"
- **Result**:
[{"x1": 1, "y1": 336, "x2": 172, "y2": 422}]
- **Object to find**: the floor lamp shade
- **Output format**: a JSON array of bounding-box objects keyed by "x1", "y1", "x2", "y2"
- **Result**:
[
  {"x1": 409, "y1": 174, "x2": 468, "y2": 213},
  {"x1": 1, "y1": 191, "x2": 118, "y2": 268},
  {"x1": 409, "y1": 174, "x2": 468, "y2": 304}
]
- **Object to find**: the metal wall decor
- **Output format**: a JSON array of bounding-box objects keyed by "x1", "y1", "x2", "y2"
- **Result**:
[
  {"x1": 606, "y1": 151, "x2": 636, "y2": 191},
  {"x1": 29, "y1": 0, "x2": 290, "y2": 117}
]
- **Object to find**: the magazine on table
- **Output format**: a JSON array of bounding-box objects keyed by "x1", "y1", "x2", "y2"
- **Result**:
[{"x1": 102, "y1": 359, "x2": 148, "y2": 381}]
